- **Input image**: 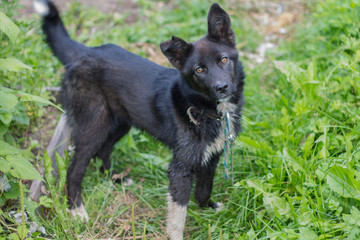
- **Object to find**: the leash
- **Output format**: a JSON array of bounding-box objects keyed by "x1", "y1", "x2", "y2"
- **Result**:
[
  {"x1": 187, "y1": 106, "x2": 235, "y2": 183},
  {"x1": 223, "y1": 112, "x2": 235, "y2": 184}
]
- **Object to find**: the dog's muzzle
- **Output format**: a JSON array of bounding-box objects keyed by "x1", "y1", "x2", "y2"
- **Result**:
[{"x1": 213, "y1": 80, "x2": 235, "y2": 102}]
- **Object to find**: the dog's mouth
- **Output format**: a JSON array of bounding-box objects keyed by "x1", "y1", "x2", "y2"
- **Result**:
[{"x1": 216, "y1": 95, "x2": 232, "y2": 104}]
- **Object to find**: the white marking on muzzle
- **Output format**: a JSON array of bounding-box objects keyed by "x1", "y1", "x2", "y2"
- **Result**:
[
  {"x1": 217, "y1": 102, "x2": 237, "y2": 114},
  {"x1": 33, "y1": 0, "x2": 50, "y2": 16},
  {"x1": 166, "y1": 194, "x2": 187, "y2": 240}
]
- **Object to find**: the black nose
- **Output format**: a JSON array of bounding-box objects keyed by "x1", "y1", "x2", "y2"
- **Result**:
[{"x1": 216, "y1": 82, "x2": 228, "y2": 93}]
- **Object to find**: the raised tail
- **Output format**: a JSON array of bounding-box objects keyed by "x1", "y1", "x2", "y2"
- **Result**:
[{"x1": 34, "y1": 0, "x2": 87, "y2": 66}]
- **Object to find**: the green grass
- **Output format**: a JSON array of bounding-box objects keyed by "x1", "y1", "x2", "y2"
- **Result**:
[{"x1": 1, "y1": 0, "x2": 360, "y2": 239}]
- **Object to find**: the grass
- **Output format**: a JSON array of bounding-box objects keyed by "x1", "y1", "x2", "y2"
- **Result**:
[{"x1": 1, "y1": 0, "x2": 360, "y2": 239}]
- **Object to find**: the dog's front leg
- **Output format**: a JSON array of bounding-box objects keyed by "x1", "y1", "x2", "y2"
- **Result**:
[
  {"x1": 167, "y1": 160, "x2": 193, "y2": 240},
  {"x1": 194, "y1": 155, "x2": 220, "y2": 209}
]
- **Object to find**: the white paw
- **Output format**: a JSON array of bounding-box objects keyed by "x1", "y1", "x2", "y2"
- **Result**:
[
  {"x1": 123, "y1": 177, "x2": 134, "y2": 186},
  {"x1": 67, "y1": 203, "x2": 89, "y2": 223},
  {"x1": 166, "y1": 194, "x2": 187, "y2": 240},
  {"x1": 214, "y1": 202, "x2": 224, "y2": 212}
]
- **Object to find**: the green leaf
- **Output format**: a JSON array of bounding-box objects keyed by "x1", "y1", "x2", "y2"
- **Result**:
[
  {"x1": 343, "y1": 206, "x2": 360, "y2": 226},
  {"x1": 19, "y1": 93, "x2": 63, "y2": 112},
  {"x1": 263, "y1": 195, "x2": 291, "y2": 219},
  {"x1": 0, "y1": 140, "x2": 20, "y2": 155},
  {"x1": 0, "y1": 112, "x2": 13, "y2": 125},
  {"x1": 238, "y1": 135, "x2": 275, "y2": 154},
  {"x1": 283, "y1": 148, "x2": 305, "y2": 173},
  {"x1": 327, "y1": 165, "x2": 360, "y2": 200},
  {"x1": 43, "y1": 151, "x2": 55, "y2": 186},
  {"x1": 12, "y1": 109, "x2": 29, "y2": 125},
  {"x1": 55, "y1": 152, "x2": 66, "y2": 189},
  {"x1": 298, "y1": 211, "x2": 316, "y2": 226},
  {"x1": 343, "y1": 207, "x2": 360, "y2": 238},
  {"x1": 39, "y1": 195, "x2": 53, "y2": 208},
  {"x1": 0, "y1": 157, "x2": 10, "y2": 173},
  {"x1": 346, "y1": 136, "x2": 353, "y2": 158},
  {"x1": 17, "y1": 225, "x2": 29, "y2": 240},
  {"x1": 7, "y1": 232, "x2": 19, "y2": 240},
  {"x1": 0, "y1": 91, "x2": 18, "y2": 110},
  {"x1": 0, "y1": 195, "x2": 5, "y2": 207},
  {"x1": 0, "y1": 86, "x2": 15, "y2": 93},
  {"x1": 0, "y1": 58, "x2": 32, "y2": 72},
  {"x1": 3, "y1": 181, "x2": 20, "y2": 199},
  {"x1": 0, "y1": 122, "x2": 7, "y2": 137},
  {"x1": 245, "y1": 179, "x2": 272, "y2": 196},
  {"x1": 299, "y1": 227, "x2": 318, "y2": 240},
  {"x1": 303, "y1": 133, "x2": 315, "y2": 159},
  {"x1": 12, "y1": 101, "x2": 29, "y2": 125},
  {"x1": 24, "y1": 197, "x2": 41, "y2": 222},
  {"x1": 6, "y1": 155, "x2": 43, "y2": 181},
  {"x1": 0, "y1": 12, "x2": 20, "y2": 42},
  {"x1": 4, "y1": 133, "x2": 15, "y2": 146}
]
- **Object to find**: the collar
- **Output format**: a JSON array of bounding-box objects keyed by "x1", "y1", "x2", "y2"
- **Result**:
[{"x1": 186, "y1": 106, "x2": 223, "y2": 126}]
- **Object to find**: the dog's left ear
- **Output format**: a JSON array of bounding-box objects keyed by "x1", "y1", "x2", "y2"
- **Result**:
[
  {"x1": 160, "y1": 36, "x2": 193, "y2": 69},
  {"x1": 207, "y1": 3, "x2": 235, "y2": 47}
]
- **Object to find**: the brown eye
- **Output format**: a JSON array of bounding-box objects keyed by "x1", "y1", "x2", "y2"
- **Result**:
[
  {"x1": 196, "y1": 67, "x2": 204, "y2": 73},
  {"x1": 221, "y1": 57, "x2": 228, "y2": 64}
]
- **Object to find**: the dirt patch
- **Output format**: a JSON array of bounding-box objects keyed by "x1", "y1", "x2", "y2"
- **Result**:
[
  {"x1": 228, "y1": 0, "x2": 311, "y2": 66},
  {"x1": 239, "y1": 0, "x2": 309, "y2": 38},
  {"x1": 19, "y1": 0, "x2": 139, "y2": 23},
  {"x1": 83, "y1": 190, "x2": 166, "y2": 239}
]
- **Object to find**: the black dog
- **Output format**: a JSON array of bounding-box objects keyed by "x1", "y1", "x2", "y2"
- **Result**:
[{"x1": 34, "y1": 0, "x2": 244, "y2": 238}]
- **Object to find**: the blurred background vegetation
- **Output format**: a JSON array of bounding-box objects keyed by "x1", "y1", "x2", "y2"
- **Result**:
[{"x1": 0, "y1": 0, "x2": 360, "y2": 239}]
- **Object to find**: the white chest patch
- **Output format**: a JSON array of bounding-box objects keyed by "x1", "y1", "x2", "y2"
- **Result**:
[{"x1": 202, "y1": 102, "x2": 237, "y2": 165}]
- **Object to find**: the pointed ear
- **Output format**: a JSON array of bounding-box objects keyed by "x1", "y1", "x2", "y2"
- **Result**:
[
  {"x1": 160, "y1": 36, "x2": 193, "y2": 69},
  {"x1": 207, "y1": 3, "x2": 235, "y2": 47}
]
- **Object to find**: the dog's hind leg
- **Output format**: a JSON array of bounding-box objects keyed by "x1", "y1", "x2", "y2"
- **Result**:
[
  {"x1": 66, "y1": 146, "x2": 96, "y2": 222},
  {"x1": 97, "y1": 123, "x2": 130, "y2": 170},
  {"x1": 96, "y1": 122, "x2": 133, "y2": 185},
  {"x1": 66, "y1": 112, "x2": 115, "y2": 222},
  {"x1": 194, "y1": 155, "x2": 223, "y2": 210}
]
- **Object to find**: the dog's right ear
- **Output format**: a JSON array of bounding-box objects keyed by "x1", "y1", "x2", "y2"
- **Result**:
[
  {"x1": 207, "y1": 3, "x2": 235, "y2": 47},
  {"x1": 160, "y1": 36, "x2": 193, "y2": 69}
]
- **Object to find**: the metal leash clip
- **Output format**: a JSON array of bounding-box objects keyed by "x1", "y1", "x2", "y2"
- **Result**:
[{"x1": 224, "y1": 112, "x2": 235, "y2": 142}]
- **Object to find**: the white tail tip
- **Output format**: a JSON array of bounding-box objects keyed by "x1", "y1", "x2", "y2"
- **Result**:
[{"x1": 33, "y1": 0, "x2": 49, "y2": 16}]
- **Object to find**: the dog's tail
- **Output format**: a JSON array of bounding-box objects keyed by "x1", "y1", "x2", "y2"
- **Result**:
[{"x1": 34, "y1": 0, "x2": 87, "y2": 66}]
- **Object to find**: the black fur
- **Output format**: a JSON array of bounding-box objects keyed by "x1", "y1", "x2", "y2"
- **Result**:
[{"x1": 38, "y1": 0, "x2": 244, "y2": 228}]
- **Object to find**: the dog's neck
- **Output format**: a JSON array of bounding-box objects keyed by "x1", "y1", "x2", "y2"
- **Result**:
[
  {"x1": 178, "y1": 79, "x2": 216, "y2": 109},
  {"x1": 176, "y1": 79, "x2": 238, "y2": 126}
]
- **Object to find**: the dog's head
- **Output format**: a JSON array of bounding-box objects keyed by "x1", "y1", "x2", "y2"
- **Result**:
[{"x1": 160, "y1": 3, "x2": 239, "y2": 103}]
